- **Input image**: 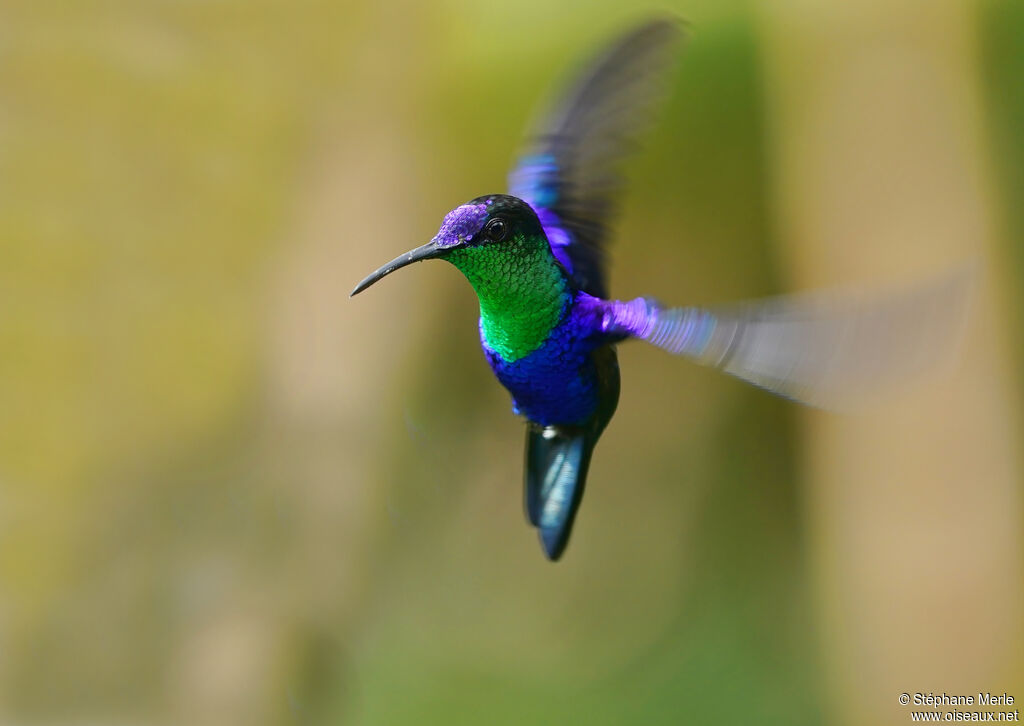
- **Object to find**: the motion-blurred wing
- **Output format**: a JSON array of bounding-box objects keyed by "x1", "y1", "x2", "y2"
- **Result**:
[
  {"x1": 613, "y1": 269, "x2": 973, "y2": 410},
  {"x1": 508, "y1": 18, "x2": 683, "y2": 297}
]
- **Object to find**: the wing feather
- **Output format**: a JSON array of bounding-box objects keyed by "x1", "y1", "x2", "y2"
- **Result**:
[
  {"x1": 509, "y1": 18, "x2": 683, "y2": 297},
  {"x1": 606, "y1": 268, "x2": 974, "y2": 410}
]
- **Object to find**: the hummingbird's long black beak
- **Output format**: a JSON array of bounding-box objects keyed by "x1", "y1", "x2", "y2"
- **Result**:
[{"x1": 350, "y1": 242, "x2": 443, "y2": 297}]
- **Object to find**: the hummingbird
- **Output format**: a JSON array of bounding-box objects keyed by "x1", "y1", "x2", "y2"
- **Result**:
[{"x1": 351, "y1": 19, "x2": 969, "y2": 560}]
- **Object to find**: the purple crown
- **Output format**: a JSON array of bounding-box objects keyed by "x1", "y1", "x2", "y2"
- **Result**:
[{"x1": 432, "y1": 203, "x2": 489, "y2": 248}]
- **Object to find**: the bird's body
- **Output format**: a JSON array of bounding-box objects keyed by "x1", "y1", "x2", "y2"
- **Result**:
[
  {"x1": 351, "y1": 19, "x2": 970, "y2": 560},
  {"x1": 483, "y1": 292, "x2": 614, "y2": 428},
  {"x1": 416, "y1": 194, "x2": 628, "y2": 557},
  {"x1": 443, "y1": 200, "x2": 618, "y2": 428}
]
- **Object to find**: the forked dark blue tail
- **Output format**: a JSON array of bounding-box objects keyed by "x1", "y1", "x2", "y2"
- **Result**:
[
  {"x1": 525, "y1": 425, "x2": 596, "y2": 561},
  {"x1": 523, "y1": 345, "x2": 619, "y2": 561}
]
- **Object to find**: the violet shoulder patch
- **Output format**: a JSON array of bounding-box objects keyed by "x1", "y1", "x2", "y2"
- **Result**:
[{"x1": 432, "y1": 204, "x2": 489, "y2": 248}]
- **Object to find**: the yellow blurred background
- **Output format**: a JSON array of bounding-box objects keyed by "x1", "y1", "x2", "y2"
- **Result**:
[{"x1": 1, "y1": 1, "x2": 1021, "y2": 724}]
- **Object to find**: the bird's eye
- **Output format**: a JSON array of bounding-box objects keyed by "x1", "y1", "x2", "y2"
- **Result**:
[{"x1": 484, "y1": 218, "x2": 507, "y2": 242}]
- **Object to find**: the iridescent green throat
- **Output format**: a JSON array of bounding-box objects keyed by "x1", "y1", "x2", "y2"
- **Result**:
[{"x1": 445, "y1": 235, "x2": 569, "y2": 362}]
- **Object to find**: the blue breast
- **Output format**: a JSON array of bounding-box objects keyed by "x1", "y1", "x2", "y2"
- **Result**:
[{"x1": 482, "y1": 293, "x2": 608, "y2": 426}]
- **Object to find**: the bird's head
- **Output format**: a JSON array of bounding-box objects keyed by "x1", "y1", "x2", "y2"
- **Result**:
[{"x1": 350, "y1": 194, "x2": 550, "y2": 296}]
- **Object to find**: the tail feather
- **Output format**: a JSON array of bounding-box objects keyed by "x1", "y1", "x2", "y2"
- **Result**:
[
  {"x1": 522, "y1": 345, "x2": 619, "y2": 561},
  {"x1": 525, "y1": 425, "x2": 595, "y2": 560}
]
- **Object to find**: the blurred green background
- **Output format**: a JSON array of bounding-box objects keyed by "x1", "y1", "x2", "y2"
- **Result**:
[{"x1": 1, "y1": 1, "x2": 1021, "y2": 725}]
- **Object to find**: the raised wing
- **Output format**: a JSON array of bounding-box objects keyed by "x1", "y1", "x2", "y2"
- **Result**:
[
  {"x1": 508, "y1": 18, "x2": 683, "y2": 298},
  {"x1": 603, "y1": 268, "x2": 974, "y2": 410}
]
